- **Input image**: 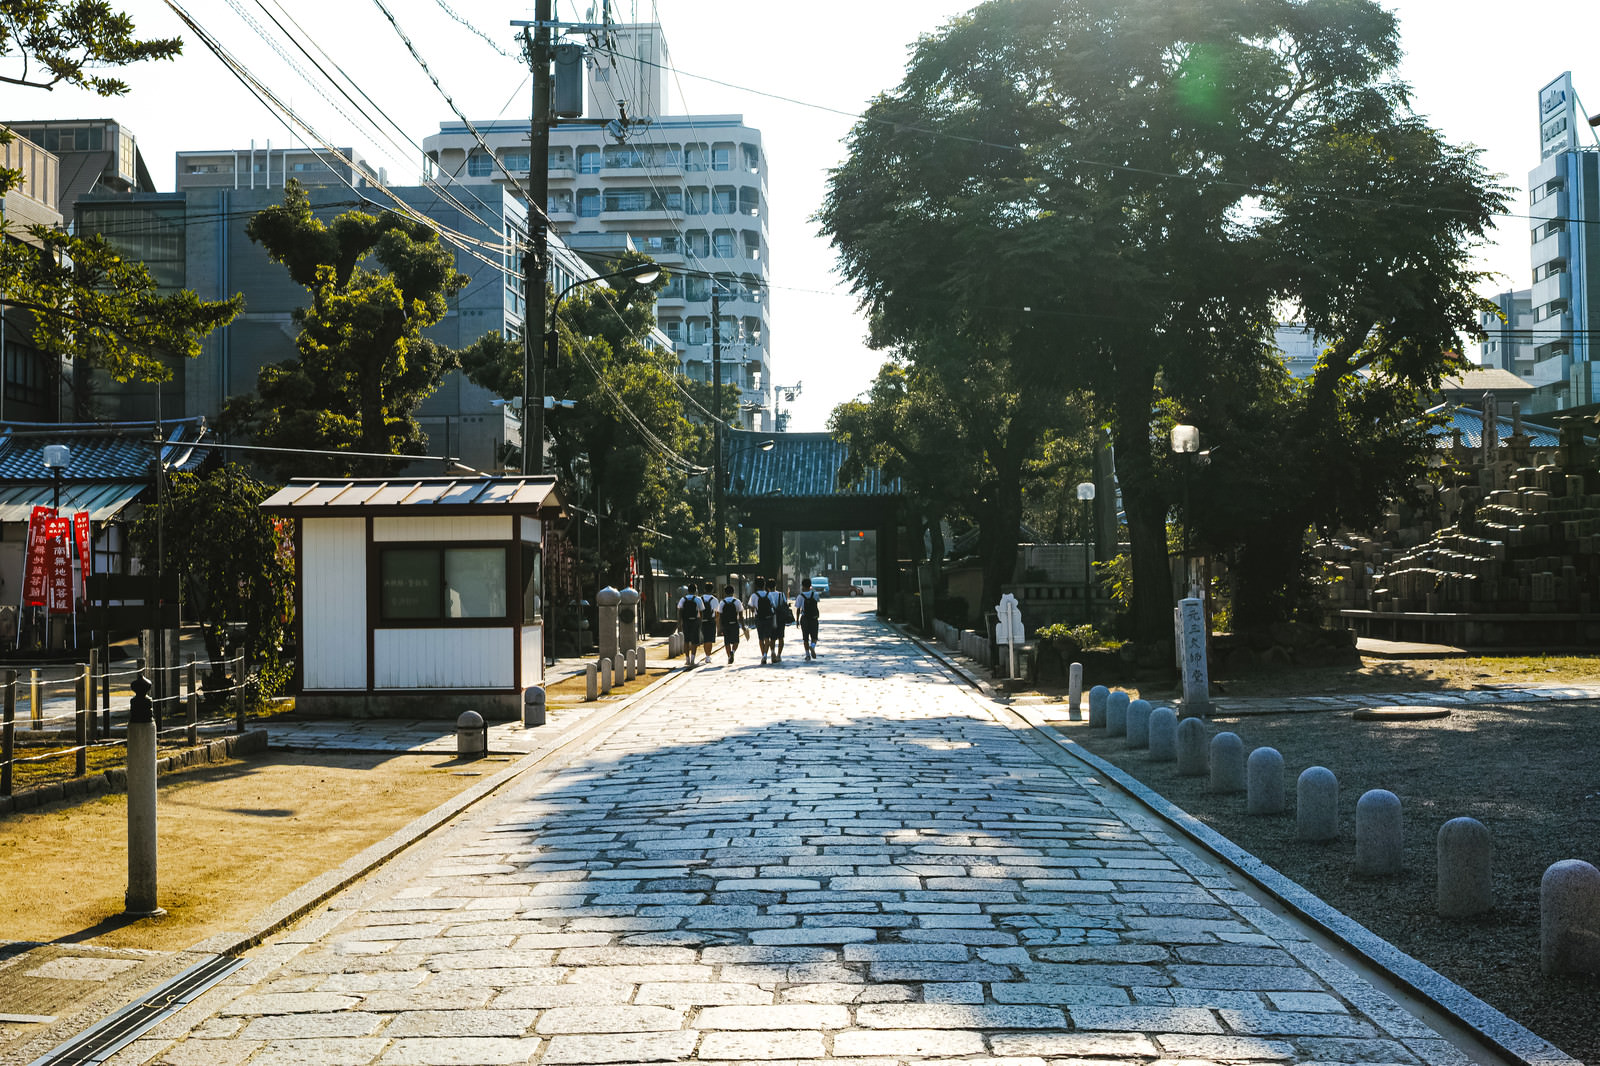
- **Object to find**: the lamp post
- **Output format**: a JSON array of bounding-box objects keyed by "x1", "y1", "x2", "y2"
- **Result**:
[
  {"x1": 1076, "y1": 480, "x2": 1096, "y2": 623},
  {"x1": 527, "y1": 261, "x2": 661, "y2": 475},
  {"x1": 1169, "y1": 424, "x2": 1199, "y2": 597}
]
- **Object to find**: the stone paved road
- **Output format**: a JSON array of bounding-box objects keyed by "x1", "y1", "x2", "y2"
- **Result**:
[{"x1": 106, "y1": 608, "x2": 1506, "y2": 1066}]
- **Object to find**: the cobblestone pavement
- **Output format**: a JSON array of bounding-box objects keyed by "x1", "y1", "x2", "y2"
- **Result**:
[{"x1": 103, "y1": 611, "x2": 1517, "y2": 1066}]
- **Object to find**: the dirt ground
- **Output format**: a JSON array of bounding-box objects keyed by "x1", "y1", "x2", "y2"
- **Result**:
[
  {"x1": 0, "y1": 750, "x2": 507, "y2": 952},
  {"x1": 1065, "y1": 675, "x2": 1600, "y2": 1065}
]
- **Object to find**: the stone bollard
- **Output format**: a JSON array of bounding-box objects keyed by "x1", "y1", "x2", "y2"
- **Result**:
[
  {"x1": 1176, "y1": 718, "x2": 1208, "y2": 776},
  {"x1": 1067, "y1": 663, "x2": 1084, "y2": 720},
  {"x1": 456, "y1": 710, "x2": 487, "y2": 759},
  {"x1": 636, "y1": 647, "x2": 647, "y2": 676},
  {"x1": 1126, "y1": 699, "x2": 1153, "y2": 749},
  {"x1": 1148, "y1": 708, "x2": 1178, "y2": 761},
  {"x1": 1541, "y1": 859, "x2": 1600, "y2": 975},
  {"x1": 585, "y1": 663, "x2": 598, "y2": 702},
  {"x1": 623, "y1": 652, "x2": 636, "y2": 682},
  {"x1": 1106, "y1": 690, "x2": 1130, "y2": 736},
  {"x1": 522, "y1": 687, "x2": 546, "y2": 728},
  {"x1": 1437, "y1": 817, "x2": 1492, "y2": 918},
  {"x1": 617, "y1": 587, "x2": 640, "y2": 653},
  {"x1": 1296, "y1": 767, "x2": 1339, "y2": 841},
  {"x1": 1246, "y1": 747, "x2": 1285, "y2": 815},
  {"x1": 1208, "y1": 732, "x2": 1245, "y2": 793},
  {"x1": 1355, "y1": 789, "x2": 1403, "y2": 876},
  {"x1": 597, "y1": 586, "x2": 621, "y2": 665},
  {"x1": 1088, "y1": 686, "x2": 1109, "y2": 729},
  {"x1": 598, "y1": 658, "x2": 612, "y2": 696},
  {"x1": 612, "y1": 656, "x2": 625, "y2": 690}
]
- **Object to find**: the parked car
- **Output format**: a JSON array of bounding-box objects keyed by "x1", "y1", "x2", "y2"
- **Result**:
[
  {"x1": 850, "y1": 576, "x2": 878, "y2": 597},
  {"x1": 810, "y1": 576, "x2": 831, "y2": 597}
]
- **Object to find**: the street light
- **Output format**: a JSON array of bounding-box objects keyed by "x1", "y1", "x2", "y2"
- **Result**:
[
  {"x1": 1170, "y1": 424, "x2": 1199, "y2": 596},
  {"x1": 1076, "y1": 480, "x2": 1096, "y2": 623},
  {"x1": 526, "y1": 261, "x2": 662, "y2": 475},
  {"x1": 42, "y1": 444, "x2": 70, "y2": 514}
]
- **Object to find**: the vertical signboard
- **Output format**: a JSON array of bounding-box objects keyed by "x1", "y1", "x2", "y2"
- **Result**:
[
  {"x1": 47, "y1": 516, "x2": 73, "y2": 615},
  {"x1": 23, "y1": 506, "x2": 54, "y2": 607},
  {"x1": 1540, "y1": 73, "x2": 1578, "y2": 160},
  {"x1": 74, "y1": 512, "x2": 93, "y2": 590}
]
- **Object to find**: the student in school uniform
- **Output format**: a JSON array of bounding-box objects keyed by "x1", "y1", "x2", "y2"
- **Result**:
[
  {"x1": 718, "y1": 584, "x2": 747, "y2": 664},
  {"x1": 767, "y1": 576, "x2": 791, "y2": 664},
  {"x1": 699, "y1": 584, "x2": 719, "y2": 664},
  {"x1": 749, "y1": 578, "x2": 775, "y2": 664},
  {"x1": 676, "y1": 582, "x2": 702, "y2": 667},
  {"x1": 795, "y1": 577, "x2": 822, "y2": 660}
]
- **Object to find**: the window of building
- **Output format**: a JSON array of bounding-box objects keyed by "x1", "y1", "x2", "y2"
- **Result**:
[
  {"x1": 578, "y1": 190, "x2": 601, "y2": 217},
  {"x1": 502, "y1": 151, "x2": 530, "y2": 171},
  {"x1": 686, "y1": 275, "x2": 710, "y2": 302},
  {"x1": 521, "y1": 545, "x2": 542, "y2": 624},
  {"x1": 739, "y1": 187, "x2": 760, "y2": 216},
  {"x1": 466, "y1": 151, "x2": 493, "y2": 177},
  {"x1": 380, "y1": 546, "x2": 508, "y2": 622},
  {"x1": 604, "y1": 146, "x2": 644, "y2": 169},
  {"x1": 3, "y1": 339, "x2": 50, "y2": 410},
  {"x1": 578, "y1": 148, "x2": 602, "y2": 174},
  {"x1": 663, "y1": 320, "x2": 683, "y2": 342},
  {"x1": 686, "y1": 188, "x2": 709, "y2": 215},
  {"x1": 713, "y1": 230, "x2": 735, "y2": 258},
  {"x1": 711, "y1": 146, "x2": 732, "y2": 171},
  {"x1": 712, "y1": 187, "x2": 736, "y2": 214},
  {"x1": 743, "y1": 232, "x2": 761, "y2": 260},
  {"x1": 687, "y1": 318, "x2": 707, "y2": 344},
  {"x1": 684, "y1": 143, "x2": 708, "y2": 171},
  {"x1": 685, "y1": 230, "x2": 710, "y2": 257},
  {"x1": 741, "y1": 143, "x2": 760, "y2": 173},
  {"x1": 548, "y1": 148, "x2": 571, "y2": 170}
]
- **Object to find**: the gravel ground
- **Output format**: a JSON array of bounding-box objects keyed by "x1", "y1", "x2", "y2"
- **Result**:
[{"x1": 1063, "y1": 697, "x2": 1600, "y2": 1065}]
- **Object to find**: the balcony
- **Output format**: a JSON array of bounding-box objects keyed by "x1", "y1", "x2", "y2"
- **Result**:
[
  {"x1": 1531, "y1": 229, "x2": 1570, "y2": 271},
  {"x1": 1532, "y1": 272, "x2": 1571, "y2": 310}
]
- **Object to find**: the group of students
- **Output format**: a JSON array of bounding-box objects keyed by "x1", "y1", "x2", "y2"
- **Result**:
[{"x1": 676, "y1": 576, "x2": 823, "y2": 667}]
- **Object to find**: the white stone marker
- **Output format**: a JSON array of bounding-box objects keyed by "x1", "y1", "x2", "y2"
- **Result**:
[
  {"x1": 1126, "y1": 699, "x2": 1153, "y2": 749},
  {"x1": 1209, "y1": 732, "x2": 1245, "y2": 793},
  {"x1": 1541, "y1": 859, "x2": 1600, "y2": 975},
  {"x1": 1176, "y1": 717, "x2": 1208, "y2": 776},
  {"x1": 612, "y1": 655, "x2": 625, "y2": 689},
  {"x1": 636, "y1": 647, "x2": 647, "y2": 675},
  {"x1": 1178, "y1": 597, "x2": 1210, "y2": 717},
  {"x1": 623, "y1": 653, "x2": 636, "y2": 682},
  {"x1": 1068, "y1": 663, "x2": 1084, "y2": 720},
  {"x1": 598, "y1": 658, "x2": 612, "y2": 696},
  {"x1": 1245, "y1": 747, "x2": 1285, "y2": 814},
  {"x1": 1148, "y1": 708, "x2": 1178, "y2": 761},
  {"x1": 585, "y1": 663, "x2": 598, "y2": 702},
  {"x1": 1437, "y1": 817, "x2": 1493, "y2": 918},
  {"x1": 1106, "y1": 690, "x2": 1130, "y2": 735},
  {"x1": 1088, "y1": 685, "x2": 1110, "y2": 728},
  {"x1": 1296, "y1": 767, "x2": 1338, "y2": 841},
  {"x1": 1355, "y1": 789, "x2": 1403, "y2": 876}
]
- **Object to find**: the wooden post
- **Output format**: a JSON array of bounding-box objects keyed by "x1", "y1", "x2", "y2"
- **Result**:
[
  {"x1": 2, "y1": 670, "x2": 14, "y2": 797},
  {"x1": 233, "y1": 652, "x2": 246, "y2": 733},
  {"x1": 75, "y1": 666, "x2": 88, "y2": 778},
  {"x1": 186, "y1": 660, "x2": 198, "y2": 747},
  {"x1": 88, "y1": 647, "x2": 100, "y2": 740},
  {"x1": 29, "y1": 667, "x2": 40, "y2": 730}
]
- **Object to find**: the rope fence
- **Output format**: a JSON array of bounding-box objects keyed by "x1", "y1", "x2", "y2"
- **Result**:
[{"x1": 0, "y1": 652, "x2": 258, "y2": 799}]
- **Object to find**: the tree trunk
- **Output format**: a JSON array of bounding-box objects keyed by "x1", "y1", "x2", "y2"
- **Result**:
[{"x1": 1111, "y1": 356, "x2": 1173, "y2": 644}]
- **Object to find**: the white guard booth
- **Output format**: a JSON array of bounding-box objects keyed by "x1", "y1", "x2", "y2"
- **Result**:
[{"x1": 262, "y1": 476, "x2": 562, "y2": 719}]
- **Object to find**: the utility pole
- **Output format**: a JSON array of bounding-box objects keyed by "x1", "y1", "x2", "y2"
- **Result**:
[
  {"x1": 521, "y1": 0, "x2": 553, "y2": 475},
  {"x1": 711, "y1": 288, "x2": 724, "y2": 573}
]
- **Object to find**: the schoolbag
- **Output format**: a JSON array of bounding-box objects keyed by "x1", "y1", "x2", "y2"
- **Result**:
[
  {"x1": 678, "y1": 595, "x2": 697, "y2": 622},
  {"x1": 801, "y1": 590, "x2": 820, "y2": 620},
  {"x1": 776, "y1": 596, "x2": 794, "y2": 626},
  {"x1": 755, "y1": 591, "x2": 774, "y2": 618},
  {"x1": 721, "y1": 598, "x2": 740, "y2": 629},
  {"x1": 700, "y1": 594, "x2": 717, "y2": 623}
]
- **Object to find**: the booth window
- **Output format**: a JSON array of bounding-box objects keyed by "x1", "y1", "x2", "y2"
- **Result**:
[
  {"x1": 380, "y1": 546, "x2": 507, "y2": 622},
  {"x1": 521, "y1": 545, "x2": 542, "y2": 624}
]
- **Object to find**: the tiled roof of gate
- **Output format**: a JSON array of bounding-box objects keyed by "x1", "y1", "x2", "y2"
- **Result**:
[
  {"x1": 724, "y1": 431, "x2": 902, "y2": 499},
  {"x1": 263, "y1": 475, "x2": 560, "y2": 512},
  {"x1": 0, "y1": 419, "x2": 211, "y2": 480}
]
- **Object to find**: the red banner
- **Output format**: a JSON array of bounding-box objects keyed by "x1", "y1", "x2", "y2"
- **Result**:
[
  {"x1": 47, "y1": 517, "x2": 73, "y2": 615},
  {"x1": 23, "y1": 506, "x2": 54, "y2": 607},
  {"x1": 73, "y1": 512, "x2": 92, "y2": 589}
]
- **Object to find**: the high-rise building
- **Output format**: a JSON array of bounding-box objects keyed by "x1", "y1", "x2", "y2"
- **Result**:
[
  {"x1": 1, "y1": 124, "x2": 67, "y2": 421},
  {"x1": 422, "y1": 23, "x2": 772, "y2": 429},
  {"x1": 1482, "y1": 73, "x2": 1600, "y2": 410}
]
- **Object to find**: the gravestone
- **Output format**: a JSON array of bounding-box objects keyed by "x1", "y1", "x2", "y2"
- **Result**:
[
  {"x1": 1209, "y1": 732, "x2": 1245, "y2": 793},
  {"x1": 1355, "y1": 789, "x2": 1403, "y2": 876},
  {"x1": 1088, "y1": 685, "x2": 1109, "y2": 729},
  {"x1": 1126, "y1": 700, "x2": 1153, "y2": 748},
  {"x1": 1246, "y1": 747, "x2": 1285, "y2": 814},
  {"x1": 1437, "y1": 817, "x2": 1493, "y2": 918},
  {"x1": 1106, "y1": 690, "x2": 1130, "y2": 736},
  {"x1": 1068, "y1": 663, "x2": 1084, "y2": 720},
  {"x1": 1296, "y1": 767, "x2": 1338, "y2": 841},
  {"x1": 1148, "y1": 708, "x2": 1178, "y2": 761},
  {"x1": 1176, "y1": 718, "x2": 1208, "y2": 776},
  {"x1": 1541, "y1": 859, "x2": 1600, "y2": 975}
]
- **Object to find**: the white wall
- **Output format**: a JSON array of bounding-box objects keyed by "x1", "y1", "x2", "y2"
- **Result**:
[
  {"x1": 373, "y1": 515, "x2": 511, "y2": 542},
  {"x1": 303, "y1": 517, "x2": 366, "y2": 689},
  {"x1": 374, "y1": 628, "x2": 514, "y2": 689}
]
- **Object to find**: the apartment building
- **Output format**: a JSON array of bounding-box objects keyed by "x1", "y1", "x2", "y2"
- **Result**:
[
  {"x1": 422, "y1": 24, "x2": 772, "y2": 429},
  {"x1": 1, "y1": 125, "x2": 67, "y2": 421}
]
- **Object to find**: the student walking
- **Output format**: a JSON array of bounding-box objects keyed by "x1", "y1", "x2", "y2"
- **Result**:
[
  {"x1": 676, "y1": 583, "x2": 702, "y2": 667},
  {"x1": 699, "y1": 584, "x2": 719, "y2": 664},
  {"x1": 749, "y1": 578, "x2": 776, "y2": 664},
  {"x1": 718, "y1": 585, "x2": 746, "y2": 664},
  {"x1": 796, "y1": 577, "x2": 822, "y2": 660},
  {"x1": 768, "y1": 577, "x2": 791, "y2": 664}
]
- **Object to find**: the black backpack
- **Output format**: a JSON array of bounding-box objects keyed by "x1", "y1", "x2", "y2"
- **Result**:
[
  {"x1": 700, "y1": 594, "x2": 717, "y2": 623},
  {"x1": 755, "y1": 591, "x2": 774, "y2": 618},
  {"x1": 721, "y1": 598, "x2": 741, "y2": 630},
  {"x1": 678, "y1": 595, "x2": 697, "y2": 623},
  {"x1": 801, "y1": 590, "x2": 820, "y2": 620}
]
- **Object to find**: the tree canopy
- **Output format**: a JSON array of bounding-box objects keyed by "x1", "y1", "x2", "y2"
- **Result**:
[
  {"x1": 820, "y1": 0, "x2": 1505, "y2": 639},
  {"x1": 0, "y1": 0, "x2": 180, "y2": 96},
  {"x1": 226, "y1": 181, "x2": 467, "y2": 476}
]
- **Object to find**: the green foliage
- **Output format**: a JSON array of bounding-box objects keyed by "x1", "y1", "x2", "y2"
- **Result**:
[
  {"x1": 1035, "y1": 622, "x2": 1115, "y2": 651},
  {"x1": 0, "y1": 0, "x2": 181, "y2": 97},
  {"x1": 129, "y1": 465, "x2": 294, "y2": 699},
  {"x1": 225, "y1": 182, "x2": 465, "y2": 477}
]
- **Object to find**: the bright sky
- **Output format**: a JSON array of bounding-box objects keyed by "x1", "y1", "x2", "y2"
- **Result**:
[{"x1": 10, "y1": 1, "x2": 1600, "y2": 430}]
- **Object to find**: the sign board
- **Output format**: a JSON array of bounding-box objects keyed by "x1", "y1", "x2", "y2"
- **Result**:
[{"x1": 1540, "y1": 73, "x2": 1578, "y2": 159}]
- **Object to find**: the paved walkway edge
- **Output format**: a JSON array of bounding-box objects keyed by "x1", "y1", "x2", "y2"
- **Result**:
[
  {"x1": 185, "y1": 667, "x2": 690, "y2": 960},
  {"x1": 897, "y1": 622, "x2": 1577, "y2": 1066}
]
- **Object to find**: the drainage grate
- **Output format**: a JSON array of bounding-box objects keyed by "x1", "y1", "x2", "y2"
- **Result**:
[{"x1": 27, "y1": 954, "x2": 244, "y2": 1066}]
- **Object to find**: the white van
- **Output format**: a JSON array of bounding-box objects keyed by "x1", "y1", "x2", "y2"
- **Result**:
[{"x1": 850, "y1": 577, "x2": 878, "y2": 597}]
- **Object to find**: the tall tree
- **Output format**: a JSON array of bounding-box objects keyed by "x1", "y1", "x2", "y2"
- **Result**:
[
  {"x1": 0, "y1": 0, "x2": 180, "y2": 95},
  {"x1": 820, "y1": 0, "x2": 1504, "y2": 641},
  {"x1": 226, "y1": 181, "x2": 466, "y2": 476}
]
